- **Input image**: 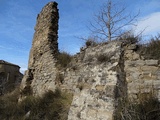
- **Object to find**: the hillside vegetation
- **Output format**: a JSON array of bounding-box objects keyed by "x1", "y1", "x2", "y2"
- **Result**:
[{"x1": 0, "y1": 88, "x2": 72, "y2": 120}]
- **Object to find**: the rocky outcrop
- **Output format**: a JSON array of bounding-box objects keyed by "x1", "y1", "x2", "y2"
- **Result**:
[
  {"x1": 0, "y1": 60, "x2": 23, "y2": 95},
  {"x1": 20, "y1": 2, "x2": 59, "y2": 96}
]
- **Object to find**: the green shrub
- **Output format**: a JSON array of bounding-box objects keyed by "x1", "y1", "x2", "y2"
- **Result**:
[
  {"x1": 25, "y1": 89, "x2": 72, "y2": 120},
  {"x1": 119, "y1": 31, "x2": 140, "y2": 44},
  {"x1": 85, "y1": 36, "x2": 100, "y2": 47},
  {"x1": 85, "y1": 39, "x2": 98, "y2": 47},
  {"x1": 97, "y1": 54, "x2": 110, "y2": 63},
  {"x1": 139, "y1": 35, "x2": 160, "y2": 59},
  {"x1": 56, "y1": 72, "x2": 64, "y2": 84},
  {"x1": 56, "y1": 51, "x2": 73, "y2": 68}
]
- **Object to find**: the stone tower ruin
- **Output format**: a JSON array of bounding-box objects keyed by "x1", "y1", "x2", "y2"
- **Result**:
[{"x1": 20, "y1": 2, "x2": 59, "y2": 96}]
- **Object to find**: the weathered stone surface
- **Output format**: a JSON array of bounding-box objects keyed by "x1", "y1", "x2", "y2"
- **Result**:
[
  {"x1": 67, "y1": 41, "x2": 126, "y2": 120},
  {"x1": 68, "y1": 89, "x2": 115, "y2": 120},
  {"x1": 145, "y1": 60, "x2": 158, "y2": 66},
  {"x1": 20, "y1": 2, "x2": 59, "y2": 96},
  {"x1": 135, "y1": 60, "x2": 146, "y2": 66},
  {"x1": 141, "y1": 66, "x2": 158, "y2": 71},
  {"x1": 19, "y1": 1, "x2": 160, "y2": 119},
  {"x1": 125, "y1": 52, "x2": 160, "y2": 101}
]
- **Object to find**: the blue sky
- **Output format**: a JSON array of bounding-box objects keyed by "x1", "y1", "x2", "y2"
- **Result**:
[{"x1": 0, "y1": 0, "x2": 160, "y2": 73}]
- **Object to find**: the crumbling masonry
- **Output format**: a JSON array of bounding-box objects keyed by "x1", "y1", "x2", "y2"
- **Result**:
[
  {"x1": 20, "y1": 2, "x2": 160, "y2": 120},
  {"x1": 20, "y1": 2, "x2": 59, "y2": 96}
]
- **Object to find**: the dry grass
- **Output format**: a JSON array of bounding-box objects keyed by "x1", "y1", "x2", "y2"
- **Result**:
[
  {"x1": 56, "y1": 51, "x2": 73, "y2": 69},
  {"x1": 138, "y1": 35, "x2": 160, "y2": 59},
  {"x1": 0, "y1": 88, "x2": 73, "y2": 120},
  {"x1": 115, "y1": 91, "x2": 160, "y2": 120}
]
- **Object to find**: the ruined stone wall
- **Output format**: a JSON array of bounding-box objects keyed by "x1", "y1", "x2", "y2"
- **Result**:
[
  {"x1": 20, "y1": 2, "x2": 59, "y2": 96},
  {"x1": 19, "y1": 2, "x2": 160, "y2": 119},
  {"x1": 124, "y1": 45, "x2": 160, "y2": 100},
  {"x1": 63, "y1": 43, "x2": 160, "y2": 120},
  {"x1": 57, "y1": 42, "x2": 127, "y2": 120},
  {"x1": 20, "y1": 2, "x2": 126, "y2": 119}
]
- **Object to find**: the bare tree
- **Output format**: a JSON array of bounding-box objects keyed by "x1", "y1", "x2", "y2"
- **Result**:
[{"x1": 90, "y1": 0, "x2": 139, "y2": 41}]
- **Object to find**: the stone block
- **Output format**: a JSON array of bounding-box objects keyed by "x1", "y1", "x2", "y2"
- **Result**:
[
  {"x1": 140, "y1": 88, "x2": 152, "y2": 93},
  {"x1": 86, "y1": 109, "x2": 97, "y2": 119},
  {"x1": 157, "y1": 90, "x2": 160, "y2": 101},
  {"x1": 125, "y1": 50, "x2": 133, "y2": 60},
  {"x1": 131, "y1": 72, "x2": 141, "y2": 79},
  {"x1": 153, "y1": 81, "x2": 160, "y2": 89},
  {"x1": 125, "y1": 66, "x2": 141, "y2": 72},
  {"x1": 141, "y1": 76, "x2": 152, "y2": 80},
  {"x1": 126, "y1": 76, "x2": 133, "y2": 83},
  {"x1": 143, "y1": 80, "x2": 154, "y2": 86},
  {"x1": 95, "y1": 85, "x2": 105, "y2": 91},
  {"x1": 132, "y1": 53, "x2": 140, "y2": 60},
  {"x1": 141, "y1": 66, "x2": 158, "y2": 72},
  {"x1": 125, "y1": 60, "x2": 136, "y2": 67},
  {"x1": 97, "y1": 111, "x2": 113, "y2": 120},
  {"x1": 145, "y1": 60, "x2": 158, "y2": 66},
  {"x1": 135, "y1": 60, "x2": 145, "y2": 66},
  {"x1": 128, "y1": 94, "x2": 138, "y2": 100},
  {"x1": 155, "y1": 71, "x2": 160, "y2": 79},
  {"x1": 128, "y1": 88, "x2": 139, "y2": 94},
  {"x1": 105, "y1": 85, "x2": 115, "y2": 97}
]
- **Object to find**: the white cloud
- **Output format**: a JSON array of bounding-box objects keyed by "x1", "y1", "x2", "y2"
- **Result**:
[{"x1": 134, "y1": 12, "x2": 160, "y2": 36}]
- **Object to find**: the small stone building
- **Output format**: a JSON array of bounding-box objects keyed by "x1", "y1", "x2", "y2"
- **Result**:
[{"x1": 0, "y1": 60, "x2": 23, "y2": 95}]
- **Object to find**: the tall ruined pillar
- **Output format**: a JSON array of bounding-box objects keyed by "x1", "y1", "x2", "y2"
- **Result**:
[{"x1": 21, "y1": 2, "x2": 59, "y2": 96}]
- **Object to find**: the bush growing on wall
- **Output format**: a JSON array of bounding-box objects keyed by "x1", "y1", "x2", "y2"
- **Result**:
[
  {"x1": 139, "y1": 34, "x2": 160, "y2": 59},
  {"x1": 56, "y1": 51, "x2": 73, "y2": 69}
]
